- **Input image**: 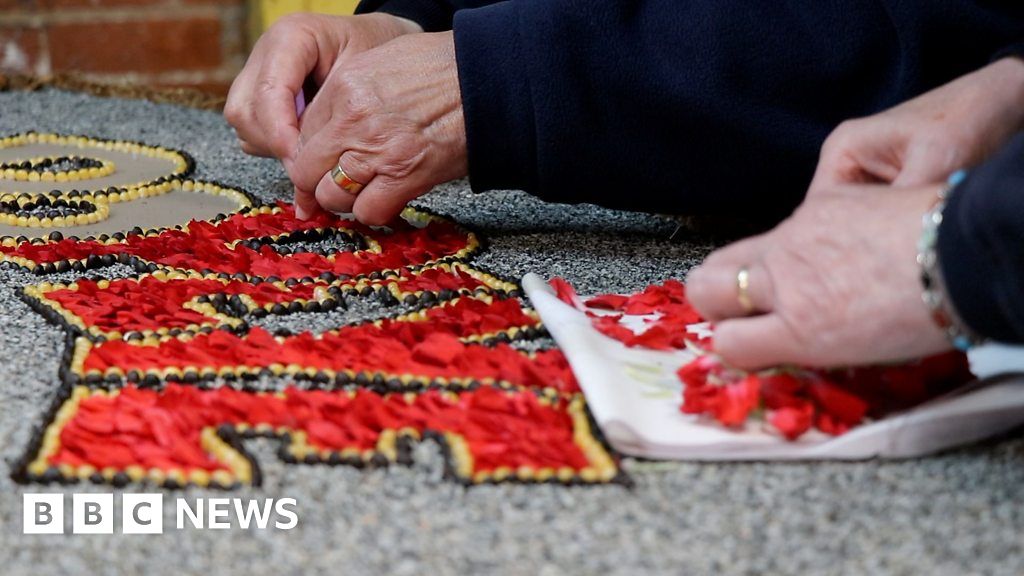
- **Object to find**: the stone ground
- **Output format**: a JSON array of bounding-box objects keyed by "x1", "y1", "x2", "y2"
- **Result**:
[{"x1": 0, "y1": 89, "x2": 1022, "y2": 576}]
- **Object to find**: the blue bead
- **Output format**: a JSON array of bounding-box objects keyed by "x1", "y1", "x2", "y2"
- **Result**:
[
  {"x1": 948, "y1": 170, "x2": 968, "y2": 187},
  {"x1": 953, "y1": 335, "x2": 973, "y2": 352}
]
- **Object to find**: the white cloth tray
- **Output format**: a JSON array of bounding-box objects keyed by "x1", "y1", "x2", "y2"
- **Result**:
[{"x1": 523, "y1": 273, "x2": 1024, "y2": 460}]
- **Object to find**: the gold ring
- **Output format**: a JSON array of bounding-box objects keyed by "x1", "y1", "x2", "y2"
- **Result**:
[
  {"x1": 736, "y1": 267, "x2": 754, "y2": 314},
  {"x1": 330, "y1": 162, "x2": 364, "y2": 194}
]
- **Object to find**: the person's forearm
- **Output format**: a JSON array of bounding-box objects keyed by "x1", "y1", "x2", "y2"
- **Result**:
[{"x1": 938, "y1": 133, "x2": 1024, "y2": 343}]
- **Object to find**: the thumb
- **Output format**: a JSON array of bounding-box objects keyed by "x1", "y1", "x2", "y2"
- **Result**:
[
  {"x1": 892, "y1": 140, "x2": 960, "y2": 187},
  {"x1": 808, "y1": 121, "x2": 906, "y2": 194}
]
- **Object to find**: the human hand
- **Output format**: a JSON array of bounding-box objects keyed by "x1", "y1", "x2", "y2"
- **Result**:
[
  {"x1": 287, "y1": 31, "x2": 467, "y2": 224},
  {"x1": 809, "y1": 57, "x2": 1024, "y2": 192},
  {"x1": 224, "y1": 13, "x2": 422, "y2": 160},
  {"x1": 686, "y1": 185, "x2": 950, "y2": 369}
]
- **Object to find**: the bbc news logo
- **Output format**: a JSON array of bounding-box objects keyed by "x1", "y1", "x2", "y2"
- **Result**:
[{"x1": 24, "y1": 494, "x2": 299, "y2": 534}]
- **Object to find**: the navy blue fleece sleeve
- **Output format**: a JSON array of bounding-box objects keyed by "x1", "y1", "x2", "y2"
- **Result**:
[
  {"x1": 995, "y1": 42, "x2": 1024, "y2": 61},
  {"x1": 355, "y1": 0, "x2": 497, "y2": 32},
  {"x1": 939, "y1": 133, "x2": 1024, "y2": 344},
  {"x1": 451, "y1": 0, "x2": 1024, "y2": 218}
]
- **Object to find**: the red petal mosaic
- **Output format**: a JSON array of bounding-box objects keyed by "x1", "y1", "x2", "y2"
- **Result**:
[
  {"x1": 2, "y1": 202, "x2": 475, "y2": 278},
  {"x1": 8, "y1": 135, "x2": 620, "y2": 489},
  {"x1": 39, "y1": 384, "x2": 607, "y2": 487}
]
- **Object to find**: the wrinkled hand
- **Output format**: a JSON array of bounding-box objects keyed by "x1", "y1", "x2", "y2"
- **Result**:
[
  {"x1": 224, "y1": 13, "x2": 421, "y2": 159},
  {"x1": 287, "y1": 31, "x2": 467, "y2": 224},
  {"x1": 809, "y1": 57, "x2": 1024, "y2": 192},
  {"x1": 686, "y1": 185, "x2": 950, "y2": 369}
]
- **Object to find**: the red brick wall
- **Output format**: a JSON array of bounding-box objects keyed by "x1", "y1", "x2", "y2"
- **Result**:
[{"x1": 0, "y1": 0, "x2": 247, "y2": 96}]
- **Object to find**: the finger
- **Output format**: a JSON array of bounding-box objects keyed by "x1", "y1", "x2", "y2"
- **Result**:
[
  {"x1": 808, "y1": 122, "x2": 904, "y2": 193},
  {"x1": 314, "y1": 167, "x2": 360, "y2": 215},
  {"x1": 293, "y1": 185, "x2": 321, "y2": 220},
  {"x1": 224, "y1": 69, "x2": 252, "y2": 123},
  {"x1": 892, "y1": 141, "x2": 958, "y2": 188},
  {"x1": 687, "y1": 258, "x2": 776, "y2": 322},
  {"x1": 288, "y1": 124, "x2": 349, "y2": 197},
  {"x1": 297, "y1": 80, "x2": 335, "y2": 148},
  {"x1": 352, "y1": 176, "x2": 428, "y2": 226},
  {"x1": 239, "y1": 139, "x2": 273, "y2": 158},
  {"x1": 297, "y1": 147, "x2": 374, "y2": 219},
  {"x1": 224, "y1": 66, "x2": 265, "y2": 149},
  {"x1": 686, "y1": 235, "x2": 773, "y2": 320},
  {"x1": 807, "y1": 150, "x2": 878, "y2": 193},
  {"x1": 712, "y1": 314, "x2": 807, "y2": 370},
  {"x1": 811, "y1": 155, "x2": 902, "y2": 193},
  {"x1": 252, "y1": 44, "x2": 317, "y2": 162}
]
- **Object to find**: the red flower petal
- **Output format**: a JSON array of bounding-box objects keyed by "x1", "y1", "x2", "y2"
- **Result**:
[
  {"x1": 548, "y1": 277, "x2": 584, "y2": 309},
  {"x1": 768, "y1": 402, "x2": 814, "y2": 440},
  {"x1": 411, "y1": 333, "x2": 465, "y2": 367},
  {"x1": 713, "y1": 375, "x2": 760, "y2": 427},
  {"x1": 808, "y1": 378, "x2": 869, "y2": 426},
  {"x1": 759, "y1": 373, "x2": 806, "y2": 410},
  {"x1": 584, "y1": 294, "x2": 629, "y2": 310}
]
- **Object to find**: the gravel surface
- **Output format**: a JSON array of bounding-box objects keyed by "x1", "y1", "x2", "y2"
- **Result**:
[{"x1": 0, "y1": 89, "x2": 1023, "y2": 576}]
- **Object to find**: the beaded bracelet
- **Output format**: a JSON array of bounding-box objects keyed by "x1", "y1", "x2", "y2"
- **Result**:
[{"x1": 917, "y1": 170, "x2": 984, "y2": 351}]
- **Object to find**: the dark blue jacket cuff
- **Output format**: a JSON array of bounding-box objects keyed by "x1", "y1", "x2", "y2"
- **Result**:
[
  {"x1": 938, "y1": 134, "x2": 1024, "y2": 343},
  {"x1": 994, "y1": 41, "x2": 1024, "y2": 62},
  {"x1": 356, "y1": 0, "x2": 452, "y2": 32}
]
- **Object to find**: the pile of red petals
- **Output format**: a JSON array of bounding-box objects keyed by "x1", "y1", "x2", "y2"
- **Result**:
[
  {"x1": 678, "y1": 350, "x2": 973, "y2": 440},
  {"x1": 549, "y1": 277, "x2": 704, "y2": 350}
]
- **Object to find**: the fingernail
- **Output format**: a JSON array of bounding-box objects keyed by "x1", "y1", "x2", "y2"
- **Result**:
[{"x1": 294, "y1": 204, "x2": 310, "y2": 220}]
